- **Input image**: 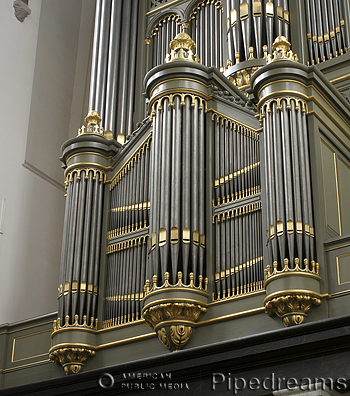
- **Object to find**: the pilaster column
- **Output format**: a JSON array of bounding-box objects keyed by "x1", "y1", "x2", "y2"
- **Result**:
[{"x1": 251, "y1": 36, "x2": 322, "y2": 327}]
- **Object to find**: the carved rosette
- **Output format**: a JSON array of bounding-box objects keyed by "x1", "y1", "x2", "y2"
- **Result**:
[
  {"x1": 49, "y1": 347, "x2": 95, "y2": 375},
  {"x1": 142, "y1": 302, "x2": 206, "y2": 351},
  {"x1": 265, "y1": 293, "x2": 321, "y2": 327}
]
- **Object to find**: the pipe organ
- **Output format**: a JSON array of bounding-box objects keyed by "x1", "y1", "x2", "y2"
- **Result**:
[{"x1": 49, "y1": 0, "x2": 350, "y2": 376}]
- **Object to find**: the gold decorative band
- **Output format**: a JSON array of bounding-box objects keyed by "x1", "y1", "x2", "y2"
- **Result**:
[
  {"x1": 149, "y1": 227, "x2": 205, "y2": 249},
  {"x1": 215, "y1": 256, "x2": 263, "y2": 282},
  {"x1": 214, "y1": 185, "x2": 261, "y2": 207},
  {"x1": 110, "y1": 201, "x2": 150, "y2": 213},
  {"x1": 213, "y1": 200, "x2": 262, "y2": 223},
  {"x1": 106, "y1": 235, "x2": 148, "y2": 255},
  {"x1": 267, "y1": 221, "x2": 314, "y2": 240},
  {"x1": 59, "y1": 282, "x2": 98, "y2": 297},
  {"x1": 107, "y1": 222, "x2": 149, "y2": 239},
  {"x1": 214, "y1": 161, "x2": 260, "y2": 189}
]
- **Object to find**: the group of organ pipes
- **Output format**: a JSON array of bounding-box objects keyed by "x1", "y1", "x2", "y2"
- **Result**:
[{"x1": 54, "y1": 0, "x2": 350, "y2": 333}]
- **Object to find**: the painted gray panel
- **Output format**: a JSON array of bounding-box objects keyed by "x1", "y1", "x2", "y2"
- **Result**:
[{"x1": 320, "y1": 140, "x2": 340, "y2": 235}]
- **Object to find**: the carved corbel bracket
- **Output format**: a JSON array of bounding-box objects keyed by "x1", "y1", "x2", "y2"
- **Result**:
[
  {"x1": 142, "y1": 301, "x2": 206, "y2": 351},
  {"x1": 264, "y1": 293, "x2": 322, "y2": 327},
  {"x1": 49, "y1": 346, "x2": 95, "y2": 375}
]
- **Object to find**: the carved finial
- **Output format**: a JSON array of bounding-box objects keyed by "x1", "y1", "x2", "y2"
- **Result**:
[
  {"x1": 166, "y1": 32, "x2": 199, "y2": 63},
  {"x1": 77, "y1": 111, "x2": 107, "y2": 138},
  {"x1": 272, "y1": 35, "x2": 291, "y2": 53},
  {"x1": 267, "y1": 36, "x2": 299, "y2": 63},
  {"x1": 85, "y1": 110, "x2": 101, "y2": 125}
]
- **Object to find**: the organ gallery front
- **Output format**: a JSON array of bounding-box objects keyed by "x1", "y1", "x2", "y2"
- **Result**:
[{"x1": 2, "y1": 0, "x2": 350, "y2": 394}]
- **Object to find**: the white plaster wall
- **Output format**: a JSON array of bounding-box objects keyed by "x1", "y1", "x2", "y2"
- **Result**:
[{"x1": 0, "y1": 0, "x2": 94, "y2": 325}]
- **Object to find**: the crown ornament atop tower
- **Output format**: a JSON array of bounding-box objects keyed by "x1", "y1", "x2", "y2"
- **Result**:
[{"x1": 165, "y1": 32, "x2": 200, "y2": 63}]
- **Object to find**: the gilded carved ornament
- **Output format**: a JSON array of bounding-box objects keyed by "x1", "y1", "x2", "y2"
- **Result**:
[
  {"x1": 49, "y1": 347, "x2": 95, "y2": 375},
  {"x1": 142, "y1": 302, "x2": 206, "y2": 351},
  {"x1": 165, "y1": 32, "x2": 200, "y2": 63},
  {"x1": 265, "y1": 293, "x2": 321, "y2": 326},
  {"x1": 267, "y1": 36, "x2": 299, "y2": 63},
  {"x1": 142, "y1": 272, "x2": 208, "y2": 351}
]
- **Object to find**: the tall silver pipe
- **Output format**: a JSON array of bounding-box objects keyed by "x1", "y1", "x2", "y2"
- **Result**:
[
  {"x1": 289, "y1": 101, "x2": 302, "y2": 264},
  {"x1": 95, "y1": 0, "x2": 111, "y2": 122},
  {"x1": 59, "y1": 180, "x2": 73, "y2": 318},
  {"x1": 65, "y1": 174, "x2": 80, "y2": 318},
  {"x1": 79, "y1": 172, "x2": 94, "y2": 319},
  {"x1": 266, "y1": 109, "x2": 278, "y2": 262},
  {"x1": 170, "y1": 97, "x2": 181, "y2": 283},
  {"x1": 191, "y1": 100, "x2": 199, "y2": 278},
  {"x1": 199, "y1": 106, "x2": 205, "y2": 277},
  {"x1": 104, "y1": 0, "x2": 122, "y2": 132},
  {"x1": 296, "y1": 108, "x2": 310, "y2": 265},
  {"x1": 88, "y1": 0, "x2": 103, "y2": 112},
  {"x1": 272, "y1": 103, "x2": 286, "y2": 265},
  {"x1": 116, "y1": 0, "x2": 132, "y2": 135},
  {"x1": 281, "y1": 101, "x2": 294, "y2": 263},
  {"x1": 182, "y1": 97, "x2": 191, "y2": 283},
  {"x1": 160, "y1": 98, "x2": 171, "y2": 277}
]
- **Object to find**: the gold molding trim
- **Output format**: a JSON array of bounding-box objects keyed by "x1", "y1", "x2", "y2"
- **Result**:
[
  {"x1": 1, "y1": 359, "x2": 51, "y2": 373},
  {"x1": 147, "y1": 6, "x2": 180, "y2": 17},
  {"x1": 97, "y1": 332, "x2": 156, "y2": 349},
  {"x1": 150, "y1": 78, "x2": 212, "y2": 97},
  {"x1": 11, "y1": 329, "x2": 51, "y2": 363},
  {"x1": 336, "y1": 252, "x2": 350, "y2": 285},
  {"x1": 209, "y1": 290, "x2": 265, "y2": 306},
  {"x1": 66, "y1": 152, "x2": 112, "y2": 164},
  {"x1": 198, "y1": 306, "x2": 265, "y2": 326},
  {"x1": 330, "y1": 73, "x2": 350, "y2": 84}
]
